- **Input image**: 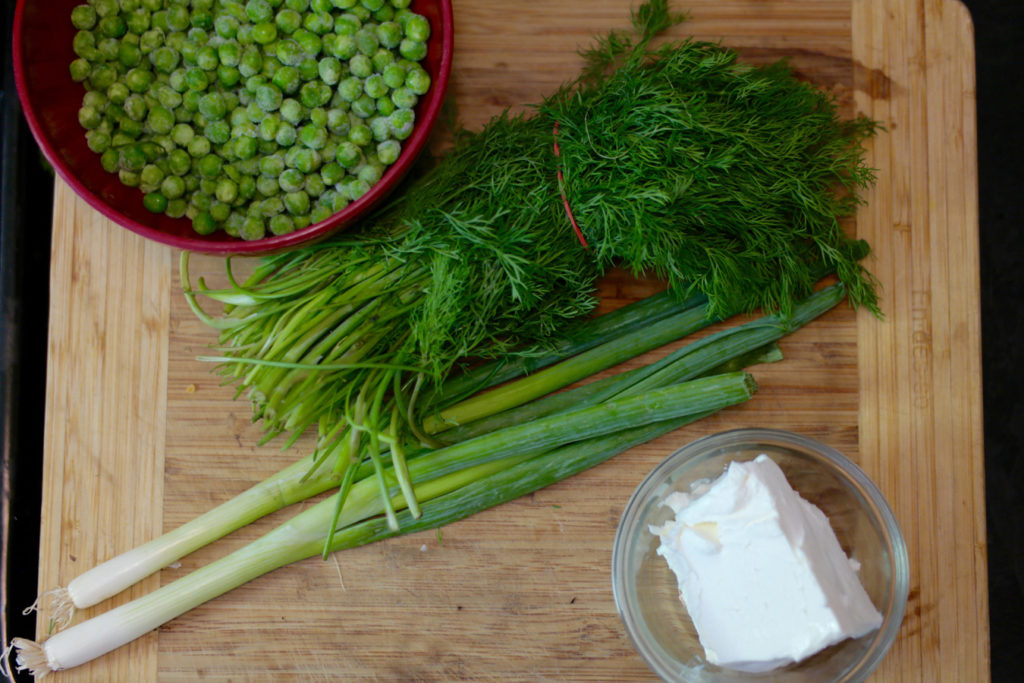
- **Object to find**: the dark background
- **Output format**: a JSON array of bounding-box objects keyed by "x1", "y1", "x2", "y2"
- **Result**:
[{"x1": 2, "y1": 0, "x2": 1021, "y2": 680}]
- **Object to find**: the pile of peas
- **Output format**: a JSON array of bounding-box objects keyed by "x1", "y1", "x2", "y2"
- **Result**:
[{"x1": 69, "y1": 0, "x2": 432, "y2": 239}]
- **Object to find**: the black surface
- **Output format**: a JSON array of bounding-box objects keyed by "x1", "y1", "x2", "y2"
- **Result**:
[
  {"x1": 0, "y1": 2, "x2": 1021, "y2": 682},
  {"x1": 1, "y1": 1, "x2": 53, "y2": 681}
]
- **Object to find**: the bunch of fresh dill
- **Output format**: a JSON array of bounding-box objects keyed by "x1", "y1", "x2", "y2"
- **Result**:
[{"x1": 187, "y1": 0, "x2": 880, "y2": 454}]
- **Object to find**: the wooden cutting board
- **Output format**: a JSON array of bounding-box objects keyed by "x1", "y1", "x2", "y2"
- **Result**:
[{"x1": 34, "y1": 0, "x2": 986, "y2": 680}]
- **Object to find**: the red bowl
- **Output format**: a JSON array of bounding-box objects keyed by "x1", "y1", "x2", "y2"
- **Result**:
[{"x1": 12, "y1": 0, "x2": 453, "y2": 255}]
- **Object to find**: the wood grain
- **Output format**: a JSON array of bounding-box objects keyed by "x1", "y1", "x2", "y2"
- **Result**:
[{"x1": 32, "y1": 0, "x2": 986, "y2": 680}]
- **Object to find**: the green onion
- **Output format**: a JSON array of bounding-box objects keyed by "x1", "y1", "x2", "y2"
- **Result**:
[
  {"x1": 9, "y1": 372, "x2": 755, "y2": 677},
  {"x1": 33, "y1": 284, "x2": 842, "y2": 631}
]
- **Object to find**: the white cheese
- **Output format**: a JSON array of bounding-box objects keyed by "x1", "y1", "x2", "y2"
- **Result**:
[{"x1": 650, "y1": 454, "x2": 883, "y2": 673}]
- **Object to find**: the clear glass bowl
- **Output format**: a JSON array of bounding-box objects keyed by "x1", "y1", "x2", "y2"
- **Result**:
[{"x1": 612, "y1": 428, "x2": 908, "y2": 682}]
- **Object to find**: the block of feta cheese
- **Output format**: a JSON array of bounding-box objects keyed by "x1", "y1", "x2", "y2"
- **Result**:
[{"x1": 650, "y1": 454, "x2": 883, "y2": 673}]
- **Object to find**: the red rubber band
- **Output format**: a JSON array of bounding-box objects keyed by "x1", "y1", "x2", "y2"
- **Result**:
[{"x1": 553, "y1": 122, "x2": 589, "y2": 250}]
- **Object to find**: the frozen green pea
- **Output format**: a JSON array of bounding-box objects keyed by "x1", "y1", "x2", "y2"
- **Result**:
[
  {"x1": 319, "y1": 161, "x2": 344, "y2": 185},
  {"x1": 168, "y1": 148, "x2": 192, "y2": 174},
  {"x1": 205, "y1": 119, "x2": 231, "y2": 144},
  {"x1": 297, "y1": 57, "x2": 319, "y2": 81},
  {"x1": 275, "y1": 39, "x2": 304, "y2": 67},
  {"x1": 318, "y1": 56, "x2": 343, "y2": 85},
  {"x1": 252, "y1": 22, "x2": 278, "y2": 44},
  {"x1": 279, "y1": 168, "x2": 304, "y2": 192},
  {"x1": 375, "y1": 96, "x2": 395, "y2": 117},
  {"x1": 360, "y1": 0, "x2": 384, "y2": 12},
  {"x1": 350, "y1": 94, "x2": 376, "y2": 118},
  {"x1": 246, "y1": 0, "x2": 273, "y2": 23},
  {"x1": 97, "y1": 37, "x2": 121, "y2": 62},
  {"x1": 348, "y1": 53, "x2": 372, "y2": 78},
  {"x1": 326, "y1": 108, "x2": 349, "y2": 134},
  {"x1": 368, "y1": 116, "x2": 390, "y2": 142},
  {"x1": 388, "y1": 85, "x2": 414, "y2": 109},
  {"x1": 240, "y1": 215, "x2": 266, "y2": 240},
  {"x1": 334, "y1": 12, "x2": 360, "y2": 34},
  {"x1": 166, "y1": 198, "x2": 188, "y2": 218},
  {"x1": 168, "y1": 68, "x2": 188, "y2": 92},
  {"x1": 100, "y1": 148, "x2": 120, "y2": 173},
  {"x1": 196, "y1": 45, "x2": 219, "y2": 71},
  {"x1": 139, "y1": 28, "x2": 165, "y2": 54},
  {"x1": 283, "y1": 189, "x2": 310, "y2": 215},
  {"x1": 160, "y1": 174, "x2": 186, "y2": 198},
  {"x1": 344, "y1": 177, "x2": 370, "y2": 200},
  {"x1": 375, "y1": 21, "x2": 401, "y2": 49},
  {"x1": 99, "y1": 14, "x2": 128, "y2": 39},
  {"x1": 184, "y1": 173, "x2": 201, "y2": 192},
  {"x1": 82, "y1": 90, "x2": 106, "y2": 110},
  {"x1": 69, "y1": 59, "x2": 91, "y2": 82},
  {"x1": 233, "y1": 136, "x2": 259, "y2": 160},
  {"x1": 261, "y1": 196, "x2": 285, "y2": 216},
  {"x1": 347, "y1": 123, "x2": 371, "y2": 147},
  {"x1": 143, "y1": 191, "x2": 167, "y2": 213},
  {"x1": 304, "y1": 11, "x2": 333, "y2": 35},
  {"x1": 165, "y1": 4, "x2": 190, "y2": 32},
  {"x1": 405, "y1": 66, "x2": 430, "y2": 95},
  {"x1": 363, "y1": 74, "x2": 387, "y2": 99},
  {"x1": 298, "y1": 123, "x2": 327, "y2": 149},
  {"x1": 337, "y1": 76, "x2": 363, "y2": 102},
  {"x1": 214, "y1": 14, "x2": 239, "y2": 38},
  {"x1": 210, "y1": 200, "x2": 231, "y2": 222},
  {"x1": 73, "y1": 29, "x2": 97, "y2": 60},
  {"x1": 404, "y1": 13, "x2": 430, "y2": 42},
  {"x1": 293, "y1": 147, "x2": 321, "y2": 172},
  {"x1": 259, "y1": 115, "x2": 281, "y2": 141},
  {"x1": 239, "y1": 46, "x2": 263, "y2": 77},
  {"x1": 191, "y1": 211, "x2": 217, "y2": 235},
  {"x1": 186, "y1": 137, "x2": 209, "y2": 156},
  {"x1": 272, "y1": 65, "x2": 301, "y2": 94},
  {"x1": 182, "y1": 89, "x2": 202, "y2": 112},
  {"x1": 78, "y1": 105, "x2": 103, "y2": 130},
  {"x1": 293, "y1": 28, "x2": 322, "y2": 56},
  {"x1": 116, "y1": 41, "x2": 142, "y2": 69},
  {"x1": 71, "y1": 5, "x2": 98, "y2": 30},
  {"x1": 310, "y1": 0, "x2": 333, "y2": 12},
  {"x1": 275, "y1": 8, "x2": 302, "y2": 34},
  {"x1": 275, "y1": 122, "x2": 298, "y2": 146},
  {"x1": 215, "y1": 177, "x2": 239, "y2": 203},
  {"x1": 86, "y1": 130, "x2": 112, "y2": 153},
  {"x1": 330, "y1": 34, "x2": 357, "y2": 60},
  {"x1": 155, "y1": 84, "x2": 182, "y2": 109},
  {"x1": 191, "y1": 191, "x2": 213, "y2": 212},
  {"x1": 399, "y1": 39, "x2": 426, "y2": 62},
  {"x1": 335, "y1": 140, "x2": 361, "y2": 167},
  {"x1": 150, "y1": 45, "x2": 181, "y2": 74},
  {"x1": 147, "y1": 106, "x2": 175, "y2": 134},
  {"x1": 256, "y1": 175, "x2": 279, "y2": 196},
  {"x1": 308, "y1": 107, "x2": 328, "y2": 127},
  {"x1": 90, "y1": 63, "x2": 119, "y2": 91},
  {"x1": 198, "y1": 92, "x2": 227, "y2": 119},
  {"x1": 255, "y1": 83, "x2": 284, "y2": 111},
  {"x1": 279, "y1": 98, "x2": 304, "y2": 123},
  {"x1": 304, "y1": 172, "x2": 325, "y2": 196},
  {"x1": 268, "y1": 214, "x2": 295, "y2": 235},
  {"x1": 185, "y1": 67, "x2": 210, "y2": 91},
  {"x1": 376, "y1": 138, "x2": 400, "y2": 165},
  {"x1": 197, "y1": 154, "x2": 223, "y2": 178},
  {"x1": 218, "y1": 64, "x2": 242, "y2": 88},
  {"x1": 388, "y1": 107, "x2": 414, "y2": 139},
  {"x1": 356, "y1": 161, "x2": 382, "y2": 186},
  {"x1": 371, "y1": 47, "x2": 395, "y2": 72},
  {"x1": 170, "y1": 122, "x2": 195, "y2": 146},
  {"x1": 309, "y1": 203, "x2": 332, "y2": 223},
  {"x1": 123, "y1": 94, "x2": 148, "y2": 121}
]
